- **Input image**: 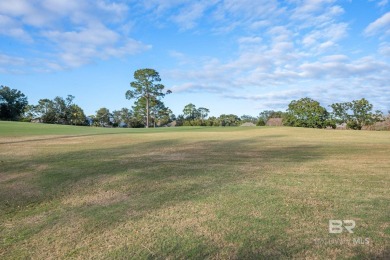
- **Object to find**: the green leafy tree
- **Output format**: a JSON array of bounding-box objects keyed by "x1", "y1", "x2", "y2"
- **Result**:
[
  {"x1": 112, "y1": 110, "x2": 123, "y2": 127},
  {"x1": 132, "y1": 97, "x2": 172, "y2": 127},
  {"x1": 331, "y1": 98, "x2": 383, "y2": 130},
  {"x1": 283, "y1": 97, "x2": 329, "y2": 128},
  {"x1": 219, "y1": 114, "x2": 240, "y2": 126},
  {"x1": 197, "y1": 107, "x2": 210, "y2": 120},
  {"x1": 95, "y1": 107, "x2": 112, "y2": 127},
  {"x1": 69, "y1": 104, "x2": 87, "y2": 125},
  {"x1": 88, "y1": 115, "x2": 99, "y2": 127},
  {"x1": 112, "y1": 108, "x2": 135, "y2": 127},
  {"x1": 132, "y1": 98, "x2": 147, "y2": 127},
  {"x1": 240, "y1": 115, "x2": 258, "y2": 124},
  {"x1": 126, "y1": 69, "x2": 171, "y2": 128},
  {"x1": 112, "y1": 108, "x2": 136, "y2": 127},
  {"x1": 175, "y1": 114, "x2": 185, "y2": 126},
  {"x1": 205, "y1": 116, "x2": 218, "y2": 126},
  {"x1": 150, "y1": 99, "x2": 173, "y2": 127},
  {"x1": 183, "y1": 103, "x2": 199, "y2": 120},
  {"x1": 0, "y1": 86, "x2": 28, "y2": 120},
  {"x1": 52, "y1": 95, "x2": 75, "y2": 124},
  {"x1": 181, "y1": 104, "x2": 210, "y2": 126},
  {"x1": 120, "y1": 108, "x2": 135, "y2": 126},
  {"x1": 22, "y1": 104, "x2": 38, "y2": 122},
  {"x1": 31, "y1": 95, "x2": 82, "y2": 125},
  {"x1": 35, "y1": 99, "x2": 56, "y2": 123}
]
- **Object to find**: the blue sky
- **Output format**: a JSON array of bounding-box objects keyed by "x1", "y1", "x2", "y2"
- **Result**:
[{"x1": 1, "y1": 0, "x2": 389, "y2": 117}]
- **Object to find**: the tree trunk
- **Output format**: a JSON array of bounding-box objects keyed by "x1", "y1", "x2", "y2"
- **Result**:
[{"x1": 146, "y1": 97, "x2": 149, "y2": 128}]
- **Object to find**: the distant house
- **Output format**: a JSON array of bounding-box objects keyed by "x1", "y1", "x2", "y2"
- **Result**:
[
  {"x1": 266, "y1": 118, "x2": 283, "y2": 126},
  {"x1": 31, "y1": 118, "x2": 42, "y2": 123},
  {"x1": 166, "y1": 120, "x2": 177, "y2": 127},
  {"x1": 363, "y1": 116, "x2": 390, "y2": 131},
  {"x1": 240, "y1": 122, "x2": 256, "y2": 127},
  {"x1": 336, "y1": 123, "x2": 347, "y2": 130}
]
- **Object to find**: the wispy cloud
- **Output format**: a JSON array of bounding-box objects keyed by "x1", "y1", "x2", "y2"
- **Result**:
[
  {"x1": 159, "y1": 1, "x2": 389, "y2": 112},
  {"x1": 1, "y1": 0, "x2": 389, "y2": 113},
  {"x1": 0, "y1": 0, "x2": 150, "y2": 71},
  {"x1": 0, "y1": 53, "x2": 26, "y2": 66},
  {"x1": 379, "y1": 42, "x2": 390, "y2": 56},
  {"x1": 364, "y1": 12, "x2": 390, "y2": 36}
]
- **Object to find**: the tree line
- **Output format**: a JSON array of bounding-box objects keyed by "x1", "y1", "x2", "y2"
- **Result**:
[{"x1": 0, "y1": 69, "x2": 388, "y2": 130}]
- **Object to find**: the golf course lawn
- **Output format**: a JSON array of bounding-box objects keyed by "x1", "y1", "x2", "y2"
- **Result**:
[{"x1": 0, "y1": 121, "x2": 389, "y2": 259}]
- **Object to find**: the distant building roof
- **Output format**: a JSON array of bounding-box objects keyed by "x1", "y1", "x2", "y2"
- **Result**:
[
  {"x1": 240, "y1": 122, "x2": 256, "y2": 127},
  {"x1": 266, "y1": 118, "x2": 283, "y2": 126}
]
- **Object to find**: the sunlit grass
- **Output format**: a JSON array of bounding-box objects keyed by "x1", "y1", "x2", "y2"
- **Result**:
[{"x1": 0, "y1": 122, "x2": 389, "y2": 259}]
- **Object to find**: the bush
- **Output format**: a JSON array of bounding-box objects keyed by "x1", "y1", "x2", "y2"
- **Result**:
[{"x1": 256, "y1": 119, "x2": 266, "y2": 126}]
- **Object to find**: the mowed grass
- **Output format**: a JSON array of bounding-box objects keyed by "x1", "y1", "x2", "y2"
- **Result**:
[{"x1": 0, "y1": 121, "x2": 389, "y2": 259}]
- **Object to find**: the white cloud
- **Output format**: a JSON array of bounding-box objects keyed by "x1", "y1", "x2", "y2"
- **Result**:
[
  {"x1": 156, "y1": 0, "x2": 388, "y2": 114},
  {"x1": 0, "y1": 53, "x2": 61, "y2": 73},
  {"x1": 0, "y1": 53, "x2": 26, "y2": 66},
  {"x1": 238, "y1": 37, "x2": 262, "y2": 44},
  {"x1": 292, "y1": 0, "x2": 336, "y2": 15},
  {"x1": 298, "y1": 56, "x2": 389, "y2": 79},
  {"x1": 171, "y1": 82, "x2": 227, "y2": 93},
  {"x1": 171, "y1": 1, "x2": 213, "y2": 30},
  {"x1": 0, "y1": 0, "x2": 151, "y2": 71},
  {"x1": 44, "y1": 25, "x2": 150, "y2": 68},
  {"x1": 211, "y1": 0, "x2": 282, "y2": 32},
  {"x1": 224, "y1": 89, "x2": 309, "y2": 101},
  {"x1": 0, "y1": 14, "x2": 32, "y2": 42},
  {"x1": 379, "y1": 42, "x2": 390, "y2": 56},
  {"x1": 377, "y1": 0, "x2": 388, "y2": 7},
  {"x1": 321, "y1": 54, "x2": 349, "y2": 62},
  {"x1": 0, "y1": 0, "x2": 33, "y2": 17},
  {"x1": 44, "y1": 24, "x2": 119, "y2": 47},
  {"x1": 217, "y1": 0, "x2": 280, "y2": 19},
  {"x1": 364, "y1": 12, "x2": 390, "y2": 36},
  {"x1": 1, "y1": 0, "x2": 389, "y2": 112},
  {"x1": 302, "y1": 23, "x2": 348, "y2": 47},
  {"x1": 250, "y1": 20, "x2": 271, "y2": 30},
  {"x1": 103, "y1": 40, "x2": 152, "y2": 58},
  {"x1": 267, "y1": 26, "x2": 293, "y2": 42},
  {"x1": 290, "y1": 0, "x2": 339, "y2": 22}
]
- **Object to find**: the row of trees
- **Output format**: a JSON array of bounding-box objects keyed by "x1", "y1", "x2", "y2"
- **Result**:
[
  {"x1": 89, "y1": 104, "x2": 173, "y2": 128},
  {"x1": 1, "y1": 67, "x2": 387, "y2": 130},
  {"x1": 174, "y1": 103, "x2": 244, "y2": 126},
  {"x1": 23, "y1": 95, "x2": 87, "y2": 125},
  {"x1": 283, "y1": 97, "x2": 384, "y2": 130}
]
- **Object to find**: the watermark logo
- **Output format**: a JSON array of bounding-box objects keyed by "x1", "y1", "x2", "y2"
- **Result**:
[
  {"x1": 314, "y1": 220, "x2": 370, "y2": 245},
  {"x1": 329, "y1": 220, "x2": 355, "y2": 234}
]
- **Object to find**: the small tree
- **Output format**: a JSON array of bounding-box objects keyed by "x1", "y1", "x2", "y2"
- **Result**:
[
  {"x1": 126, "y1": 69, "x2": 171, "y2": 128},
  {"x1": 95, "y1": 107, "x2": 112, "y2": 127},
  {"x1": 240, "y1": 115, "x2": 258, "y2": 125},
  {"x1": 150, "y1": 99, "x2": 173, "y2": 127},
  {"x1": 198, "y1": 107, "x2": 210, "y2": 120},
  {"x1": 69, "y1": 104, "x2": 87, "y2": 125},
  {"x1": 219, "y1": 114, "x2": 240, "y2": 126},
  {"x1": 35, "y1": 99, "x2": 56, "y2": 123},
  {"x1": 52, "y1": 95, "x2": 75, "y2": 124},
  {"x1": 183, "y1": 103, "x2": 199, "y2": 120}
]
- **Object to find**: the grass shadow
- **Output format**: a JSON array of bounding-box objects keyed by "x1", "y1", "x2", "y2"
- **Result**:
[{"x1": 0, "y1": 135, "x2": 329, "y2": 258}]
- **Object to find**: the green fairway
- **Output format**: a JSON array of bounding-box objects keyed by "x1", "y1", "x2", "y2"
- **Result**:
[{"x1": 0, "y1": 122, "x2": 389, "y2": 259}]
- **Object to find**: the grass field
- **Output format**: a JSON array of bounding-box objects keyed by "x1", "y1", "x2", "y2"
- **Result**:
[{"x1": 0, "y1": 121, "x2": 389, "y2": 259}]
